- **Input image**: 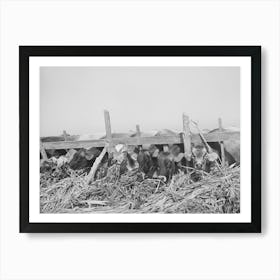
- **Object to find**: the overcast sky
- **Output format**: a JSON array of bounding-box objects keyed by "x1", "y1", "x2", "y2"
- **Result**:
[{"x1": 40, "y1": 66, "x2": 240, "y2": 137}]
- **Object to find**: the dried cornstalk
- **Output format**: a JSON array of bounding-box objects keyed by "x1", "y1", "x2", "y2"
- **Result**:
[
  {"x1": 86, "y1": 144, "x2": 108, "y2": 184},
  {"x1": 40, "y1": 158, "x2": 240, "y2": 214}
]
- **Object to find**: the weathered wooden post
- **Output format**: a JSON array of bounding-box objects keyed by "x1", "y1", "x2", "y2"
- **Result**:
[
  {"x1": 104, "y1": 110, "x2": 113, "y2": 152},
  {"x1": 63, "y1": 130, "x2": 67, "y2": 141},
  {"x1": 218, "y1": 117, "x2": 225, "y2": 166},
  {"x1": 182, "y1": 114, "x2": 192, "y2": 161},
  {"x1": 40, "y1": 140, "x2": 48, "y2": 161},
  {"x1": 136, "y1": 124, "x2": 141, "y2": 147}
]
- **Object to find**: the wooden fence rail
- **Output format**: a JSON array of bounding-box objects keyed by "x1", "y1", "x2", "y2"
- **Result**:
[
  {"x1": 41, "y1": 111, "x2": 240, "y2": 166},
  {"x1": 42, "y1": 132, "x2": 239, "y2": 149}
]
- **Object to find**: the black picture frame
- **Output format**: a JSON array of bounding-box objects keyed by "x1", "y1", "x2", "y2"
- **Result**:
[{"x1": 20, "y1": 46, "x2": 261, "y2": 233}]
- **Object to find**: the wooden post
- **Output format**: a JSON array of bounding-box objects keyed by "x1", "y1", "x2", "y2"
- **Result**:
[
  {"x1": 136, "y1": 124, "x2": 141, "y2": 147},
  {"x1": 40, "y1": 141, "x2": 48, "y2": 161},
  {"x1": 182, "y1": 114, "x2": 191, "y2": 161},
  {"x1": 63, "y1": 130, "x2": 67, "y2": 141},
  {"x1": 218, "y1": 117, "x2": 225, "y2": 166},
  {"x1": 104, "y1": 110, "x2": 113, "y2": 152}
]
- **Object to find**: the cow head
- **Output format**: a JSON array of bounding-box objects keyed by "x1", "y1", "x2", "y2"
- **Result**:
[
  {"x1": 112, "y1": 144, "x2": 127, "y2": 164},
  {"x1": 135, "y1": 144, "x2": 186, "y2": 181},
  {"x1": 191, "y1": 144, "x2": 219, "y2": 172},
  {"x1": 134, "y1": 144, "x2": 160, "y2": 178},
  {"x1": 69, "y1": 147, "x2": 101, "y2": 170},
  {"x1": 156, "y1": 152, "x2": 175, "y2": 181},
  {"x1": 153, "y1": 145, "x2": 185, "y2": 181},
  {"x1": 112, "y1": 144, "x2": 139, "y2": 171},
  {"x1": 191, "y1": 144, "x2": 208, "y2": 170}
]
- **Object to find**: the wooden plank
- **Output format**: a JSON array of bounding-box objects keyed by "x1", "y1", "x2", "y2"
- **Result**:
[
  {"x1": 104, "y1": 110, "x2": 112, "y2": 140},
  {"x1": 41, "y1": 136, "x2": 66, "y2": 142},
  {"x1": 43, "y1": 139, "x2": 107, "y2": 149},
  {"x1": 41, "y1": 132, "x2": 240, "y2": 150},
  {"x1": 104, "y1": 110, "x2": 113, "y2": 152},
  {"x1": 136, "y1": 125, "x2": 141, "y2": 146},
  {"x1": 63, "y1": 130, "x2": 68, "y2": 141},
  {"x1": 182, "y1": 114, "x2": 192, "y2": 160},
  {"x1": 218, "y1": 118, "x2": 225, "y2": 166}
]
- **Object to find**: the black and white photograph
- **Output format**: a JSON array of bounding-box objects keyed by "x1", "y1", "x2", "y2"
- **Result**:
[
  {"x1": 40, "y1": 66, "x2": 241, "y2": 214},
  {"x1": 19, "y1": 46, "x2": 261, "y2": 232}
]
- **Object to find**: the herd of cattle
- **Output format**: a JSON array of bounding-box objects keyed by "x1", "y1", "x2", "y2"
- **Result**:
[{"x1": 41, "y1": 129, "x2": 240, "y2": 182}]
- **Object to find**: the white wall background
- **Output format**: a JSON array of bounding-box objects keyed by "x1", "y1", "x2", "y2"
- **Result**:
[{"x1": 0, "y1": 0, "x2": 279, "y2": 279}]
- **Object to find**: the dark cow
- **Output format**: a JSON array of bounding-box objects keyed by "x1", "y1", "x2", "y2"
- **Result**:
[
  {"x1": 155, "y1": 145, "x2": 186, "y2": 180},
  {"x1": 136, "y1": 145, "x2": 159, "y2": 178},
  {"x1": 134, "y1": 144, "x2": 186, "y2": 181},
  {"x1": 43, "y1": 149, "x2": 67, "y2": 159},
  {"x1": 109, "y1": 144, "x2": 160, "y2": 177},
  {"x1": 110, "y1": 144, "x2": 139, "y2": 174},
  {"x1": 69, "y1": 147, "x2": 102, "y2": 170},
  {"x1": 156, "y1": 151, "x2": 176, "y2": 181}
]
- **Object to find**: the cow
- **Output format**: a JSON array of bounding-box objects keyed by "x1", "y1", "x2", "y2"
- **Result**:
[
  {"x1": 190, "y1": 144, "x2": 219, "y2": 173},
  {"x1": 109, "y1": 144, "x2": 161, "y2": 178},
  {"x1": 69, "y1": 147, "x2": 102, "y2": 170},
  {"x1": 111, "y1": 144, "x2": 139, "y2": 174},
  {"x1": 207, "y1": 141, "x2": 239, "y2": 166},
  {"x1": 207, "y1": 127, "x2": 240, "y2": 164},
  {"x1": 105, "y1": 143, "x2": 177, "y2": 180},
  {"x1": 188, "y1": 127, "x2": 240, "y2": 174},
  {"x1": 40, "y1": 134, "x2": 76, "y2": 159},
  {"x1": 156, "y1": 151, "x2": 176, "y2": 181},
  {"x1": 154, "y1": 145, "x2": 186, "y2": 181},
  {"x1": 43, "y1": 149, "x2": 67, "y2": 159},
  {"x1": 136, "y1": 144, "x2": 159, "y2": 178},
  {"x1": 188, "y1": 140, "x2": 239, "y2": 181},
  {"x1": 133, "y1": 144, "x2": 186, "y2": 181},
  {"x1": 50, "y1": 149, "x2": 77, "y2": 168}
]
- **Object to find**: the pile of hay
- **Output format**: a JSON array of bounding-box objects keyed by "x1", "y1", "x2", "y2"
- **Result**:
[
  {"x1": 40, "y1": 163, "x2": 240, "y2": 214},
  {"x1": 138, "y1": 168, "x2": 240, "y2": 213}
]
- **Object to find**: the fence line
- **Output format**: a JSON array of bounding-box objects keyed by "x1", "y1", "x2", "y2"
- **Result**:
[
  {"x1": 41, "y1": 110, "x2": 240, "y2": 160},
  {"x1": 218, "y1": 117, "x2": 226, "y2": 165},
  {"x1": 41, "y1": 134, "x2": 239, "y2": 149}
]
